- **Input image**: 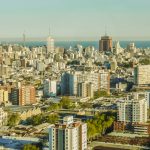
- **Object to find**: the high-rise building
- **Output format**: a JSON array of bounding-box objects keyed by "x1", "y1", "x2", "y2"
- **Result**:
[
  {"x1": 134, "y1": 65, "x2": 150, "y2": 85},
  {"x1": 49, "y1": 116, "x2": 87, "y2": 150},
  {"x1": 77, "y1": 82, "x2": 94, "y2": 98},
  {"x1": 99, "y1": 36, "x2": 112, "y2": 52},
  {"x1": 43, "y1": 79, "x2": 57, "y2": 97},
  {"x1": 10, "y1": 88, "x2": 20, "y2": 105},
  {"x1": 47, "y1": 34, "x2": 55, "y2": 53},
  {"x1": 145, "y1": 91, "x2": 150, "y2": 109},
  {"x1": 61, "y1": 70, "x2": 110, "y2": 97},
  {"x1": 117, "y1": 94, "x2": 147, "y2": 123},
  {"x1": 77, "y1": 82, "x2": 87, "y2": 98},
  {"x1": 19, "y1": 86, "x2": 36, "y2": 106},
  {"x1": 114, "y1": 93, "x2": 148, "y2": 134}
]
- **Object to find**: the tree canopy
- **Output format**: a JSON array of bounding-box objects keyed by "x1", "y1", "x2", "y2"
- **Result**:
[
  {"x1": 7, "y1": 113, "x2": 21, "y2": 127},
  {"x1": 94, "y1": 90, "x2": 109, "y2": 99},
  {"x1": 139, "y1": 58, "x2": 150, "y2": 65},
  {"x1": 23, "y1": 144, "x2": 39, "y2": 150},
  {"x1": 46, "y1": 103, "x2": 60, "y2": 111},
  {"x1": 60, "y1": 97, "x2": 73, "y2": 109},
  {"x1": 86, "y1": 113, "x2": 115, "y2": 140},
  {"x1": 26, "y1": 113, "x2": 59, "y2": 126}
]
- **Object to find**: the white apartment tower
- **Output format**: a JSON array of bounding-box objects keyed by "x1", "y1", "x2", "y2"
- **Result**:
[
  {"x1": 43, "y1": 79, "x2": 57, "y2": 97},
  {"x1": 134, "y1": 65, "x2": 150, "y2": 85},
  {"x1": 117, "y1": 94, "x2": 147, "y2": 124},
  {"x1": 49, "y1": 116, "x2": 87, "y2": 150},
  {"x1": 47, "y1": 34, "x2": 54, "y2": 53}
]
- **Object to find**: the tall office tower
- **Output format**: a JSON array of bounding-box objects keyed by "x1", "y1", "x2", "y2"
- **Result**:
[
  {"x1": 19, "y1": 86, "x2": 36, "y2": 106},
  {"x1": 0, "y1": 108, "x2": 7, "y2": 127},
  {"x1": 49, "y1": 116, "x2": 87, "y2": 150},
  {"x1": 43, "y1": 79, "x2": 57, "y2": 97},
  {"x1": 99, "y1": 36, "x2": 112, "y2": 52},
  {"x1": 47, "y1": 32, "x2": 55, "y2": 53},
  {"x1": 117, "y1": 95, "x2": 147, "y2": 123},
  {"x1": 134, "y1": 65, "x2": 150, "y2": 85}
]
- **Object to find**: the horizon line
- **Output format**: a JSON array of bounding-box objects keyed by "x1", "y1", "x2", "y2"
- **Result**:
[{"x1": 0, "y1": 36, "x2": 150, "y2": 42}]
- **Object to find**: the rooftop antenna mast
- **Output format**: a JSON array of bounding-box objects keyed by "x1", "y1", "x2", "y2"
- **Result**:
[
  {"x1": 49, "y1": 26, "x2": 51, "y2": 36},
  {"x1": 23, "y1": 30, "x2": 26, "y2": 47},
  {"x1": 105, "y1": 25, "x2": 107, "y2": 36}
]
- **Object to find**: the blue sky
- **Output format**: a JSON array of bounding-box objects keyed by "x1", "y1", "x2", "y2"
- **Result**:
[{"x1": 0, "y1": 0, "x2": 150, "y2": 40}]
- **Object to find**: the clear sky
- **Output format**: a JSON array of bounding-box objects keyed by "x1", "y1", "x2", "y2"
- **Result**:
[{"x1": 0, "y1": 0, "x2": 150, "y2": 40}]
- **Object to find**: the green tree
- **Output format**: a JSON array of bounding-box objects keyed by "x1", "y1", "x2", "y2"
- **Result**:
[
  {"x1": 86, "y1": 113, "x2": 115, "y2": 140},
  {"x1": 139, "y1": 58, "x2": 150, "y2": 65},
  {"x1": 45, "y1": 114, "x2": 59, "y2": 124},
  {"x1": 60, "y1": 97, "x2": 73, "y2": 109},
  {"x1": 26, "y1": 114, "x2": 43, "y2": 126},
  {"x1": 87, "y1": 121, "x2": 97, "y2": 139},
  {"x1": 23, "y1": 144, "x2": 39, "y2": 150},
  {"x1": 46, "y1": 103, "x2": 60, "y2": 111},
  {"x1": 7, "y1": 113, "x2": 21, "y2": 127},
  {"x1": 94, "y1": 90, "x2": 109, "y2": 99}
]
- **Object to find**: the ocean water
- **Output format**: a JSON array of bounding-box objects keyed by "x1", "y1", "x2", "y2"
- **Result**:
[{"x1": 2, "y1": 41, "x2": 150, "y2": 49}]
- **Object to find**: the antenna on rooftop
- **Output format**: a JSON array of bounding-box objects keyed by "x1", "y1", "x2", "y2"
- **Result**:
[
  {"x1": 23, "y1": 30, "x2": 26, "y2": 47},
  {"x1": 105, "y1": 25, "x2": 107, "y2": 36},
  {"x1": 49, "y1": 26, "x2": 51, "y2": 36}
]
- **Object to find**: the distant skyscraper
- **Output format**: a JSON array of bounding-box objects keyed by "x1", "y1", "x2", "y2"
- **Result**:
[
  {"x1": 47, "y1": 29, "x2": 54, "y2": 53},
  {"x1": 99, "y1": 35, "x2": 112, "y2": 52}
]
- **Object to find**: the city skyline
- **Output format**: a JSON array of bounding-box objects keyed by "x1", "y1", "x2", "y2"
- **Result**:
[{"x1": 0, "y1": 0, "x2": 150, "y2": 40}]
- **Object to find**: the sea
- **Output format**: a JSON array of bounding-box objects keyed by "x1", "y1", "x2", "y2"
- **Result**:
[{"x1": 1, "y1": 41, "x2": 150, "y2": 49}]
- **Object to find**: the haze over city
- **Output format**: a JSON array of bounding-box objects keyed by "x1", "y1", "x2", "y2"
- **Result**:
[
  {"x1": 1, "y1": 1, "x2": 150, "y2": 150},
  {"x1": 0, "y1": 0, "x2": 150, "y2": 40}
]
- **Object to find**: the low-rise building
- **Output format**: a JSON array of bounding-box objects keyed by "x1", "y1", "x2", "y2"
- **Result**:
[{"x1": 0, "y1": 107, "x2": 7, "y2": 126}]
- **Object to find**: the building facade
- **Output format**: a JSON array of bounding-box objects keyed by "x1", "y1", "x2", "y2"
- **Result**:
[
  {"x1": 47, "y1": 36, "x2": 55, "y2": 53},
  {"x1": 43, "y1": 79, "x2": 57, "y2": 97},
  {"x1": 0, "y1": 107, "x2": 7, "y2": 127},
  {"x1": 117, "y1": 96, "x2": 147, "y2": 123},
  {"x1": 19, "y1": 86, "x2": 36, "y2": 106},
  {"x1": 99, "y1": 36, "x2": 112, "y2": 52},
  {"x1": 114, "y1": 93, "x2": 148, "y2": 134},
  {"x1": 61, "y1": 70, "x2": 110, "y2": 97},
  {"x1": 0, "y1": 89, "x2": 9, "y2": 105},
  {"x1": 49, "y1": 116, "x2": 87, "y2": 150},
  {"x1": 134, "y1": 65, "x2": 150, "y2": 86}
]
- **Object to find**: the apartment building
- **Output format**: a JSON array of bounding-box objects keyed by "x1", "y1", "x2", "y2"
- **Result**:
[
  {"x1": 19, "y1": 86, "x2": 36, "y2": 106},
  {"x1": 49, "y1": 116, "x2": 87, "y2": 150}
]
